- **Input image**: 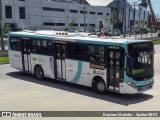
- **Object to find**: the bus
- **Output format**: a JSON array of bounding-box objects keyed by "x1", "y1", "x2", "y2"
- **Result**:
[{"x1": 8, "y1": 30, "x2": 154, "y2": 94}]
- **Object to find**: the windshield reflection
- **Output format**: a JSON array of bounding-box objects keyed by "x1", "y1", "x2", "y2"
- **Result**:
[{"x1": 127, "y1": 42, "x2": 154, "y2": 80}]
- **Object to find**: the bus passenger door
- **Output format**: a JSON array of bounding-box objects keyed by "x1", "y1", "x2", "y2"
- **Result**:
[
  {"x1": 55, "y1": 44, "x2": 66, "y2": 80},
  {"x1": 22, "y1": 39, "x2": 31, "y2": 72},
  {"x1": 107, "y1": 48, "x2": 124, "y2": 92}
]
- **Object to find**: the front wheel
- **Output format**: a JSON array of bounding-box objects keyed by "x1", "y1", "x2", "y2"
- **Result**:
[
  {"x1": 93, "y1": 80, "x2": 106, "y2": 94},
  {"x1": 34, "y1": 66, "x2": 44, "y2": 80}
]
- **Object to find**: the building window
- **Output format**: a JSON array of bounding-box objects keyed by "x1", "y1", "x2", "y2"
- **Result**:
[
  {"x1": 89, "y1": 11, "x2": 95, "y2": 14},
  {"x1": 43, "y1": 22, "x2": 55, "y2": 26},
  {"x1": 97, "y1": 12, "x2": 103, "y2": 15},
  {"x1": 89, "y1": 24, "x2": 95, "y2": 27},
  {"x1": 19, "y1": 0, "x2": 25, "y2": 1},
  {"x1": 73, "y1": 23, "x2": 78, "y2": 26},
  {"x1": 67, "y1": 43, "x2": 83, "y2": 60},
  {"x1": 106, "y1": 13, "x2": 109, "y2": 16},
  {"x1": 80, "y1": 24, "x2": 84, "y2": 26},
  {"x1": 19, "y1": 7, "x2": 25, "y2": 19},
  {"x1": 43, "y1": 7, "x2": 65, "y2": 12},
  {"x1": 56, "y1": 23, "x2": 65, "y2": 26},
  {"x1": 80, "y1": 11, "x2": 87, "y2": 14},
  {"x1": 69, "y1": 10, "x2": 78, "y2": 13},
  {"x1": 5, "y1": 6, "x2": 12, "y2": 18}
]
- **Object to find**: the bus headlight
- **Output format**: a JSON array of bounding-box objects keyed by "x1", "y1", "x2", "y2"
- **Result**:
[{"x1": 128, "y1": 82, "x2": 136, "y2": 88}]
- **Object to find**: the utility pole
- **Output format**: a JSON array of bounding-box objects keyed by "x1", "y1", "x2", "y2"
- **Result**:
[
  {"x1": 132, "y1": 2, "x2": 137, "y2": 26},
  {"x1": 139, "y1": 6, "x2": 141, "y2": 22},
  {"x1": 123, "y1": 0, "x2": 126, "y2": 38},
  {"x1": 117, "y1": 0, "x2": 119, "y2": 29}
]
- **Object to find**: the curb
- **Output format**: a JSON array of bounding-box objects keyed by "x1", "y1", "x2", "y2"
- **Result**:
[{"x1": 0, "y1": 63, "x2": 9, "y2": 65}]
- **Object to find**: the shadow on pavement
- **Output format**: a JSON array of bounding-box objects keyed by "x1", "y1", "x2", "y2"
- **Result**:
[{"x1": 7, "y1": 71, "x2": 153, "y2": 106}]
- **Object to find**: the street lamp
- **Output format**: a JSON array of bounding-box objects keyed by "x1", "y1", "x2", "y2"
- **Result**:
[
  {"x1": 123, "y1": 0, "x2": 126, "y2": 38},
  {"x1": 65, "y1": 0, "x2": 86, "y2": 32}
]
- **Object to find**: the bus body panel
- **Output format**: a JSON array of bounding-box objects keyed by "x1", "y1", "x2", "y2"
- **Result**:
[
  {"x1": 9, "y1": 50, "x2": 23, "y2": 71},
  {"x1": 66, "y1": 59, "x2": 107, "y2": 87},
  {"x1": 30, "y1": 54, "x2": 55, "y2": 79}
]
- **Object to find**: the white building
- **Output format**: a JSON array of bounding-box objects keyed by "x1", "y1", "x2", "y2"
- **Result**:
[
  {"x1": 87, "y1": 0, "x2": 149, "y2": 33},
  {"x1": 0, "y1": 0, "x2": 111, "y2": 31}
]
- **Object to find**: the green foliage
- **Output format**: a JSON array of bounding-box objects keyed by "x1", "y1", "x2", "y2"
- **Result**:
[
  {"x1": 0, "y1": 57, "x2": 9, "y2": 63},
  {"x1": 107, "y1": 11, "x2": 117, "y2": 25},
  {"x1": 3, "y1": 24, "x2": 12, "y2": 34},
  {"x1": 65, "y1": 19, "x2": 76, "y2": 31},
  {"x1": 138, "y1": 20, "x2": 144, "y2": 28}
]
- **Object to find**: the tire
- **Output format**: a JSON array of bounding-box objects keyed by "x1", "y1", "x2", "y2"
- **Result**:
[
  {"x1": 93, "y1": 80, "x2": 106, "y2": 94},
  {"x1": 34, "y1": 66, "x2": 44, "y2": 80}
]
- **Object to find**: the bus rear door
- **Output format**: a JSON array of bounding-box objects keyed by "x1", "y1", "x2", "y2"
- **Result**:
[
  {"x1": 22, "y1": 38, "x2": 32, "y2": 72},
  {"x1": 55, "y1": 43, "x2": 66, "y2": 80},
  {"x1": 107, "y1": 47, "x2": 125, "y2": 92}
]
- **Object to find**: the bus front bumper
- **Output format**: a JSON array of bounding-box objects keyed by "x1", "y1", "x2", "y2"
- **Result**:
[{"x1": 120, "y1": 82, "x2": 154, "y2": 94}]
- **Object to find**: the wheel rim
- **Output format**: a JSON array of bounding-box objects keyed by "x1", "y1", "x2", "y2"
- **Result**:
[
  {"x1": 97, "y1": 82, "x2": 105, "y2": 91},
  {"x1": 36, "y1": 67, "x2": 43, "y2": 79}
]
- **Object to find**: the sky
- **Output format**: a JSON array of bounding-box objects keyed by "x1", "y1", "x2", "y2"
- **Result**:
[{"x1": 128, "y1": 0, "x2": 160, "y2": 16}]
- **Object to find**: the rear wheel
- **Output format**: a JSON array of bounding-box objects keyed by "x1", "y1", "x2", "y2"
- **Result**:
[
  {"x1": 34, "y1": 66, "x2": 44, "y2": 80},
  {"x1": 93, "y1": 80, "x2": 106, "y2": 94}
]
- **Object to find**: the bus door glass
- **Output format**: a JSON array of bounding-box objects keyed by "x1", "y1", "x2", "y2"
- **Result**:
[
  {"x1": 22, "y1": 38, "x2": 31, "y2": 72},
  {"x1": 55, "y1": 43, "x2": 66, "y2": 80},
  {"x1": 107, "y1": 47, "x2": 125, "y2": 91}
]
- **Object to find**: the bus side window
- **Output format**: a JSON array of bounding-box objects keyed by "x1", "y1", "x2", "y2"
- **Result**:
[
  {"x1": 42, "y1": 40, "x2": 48, "y2": 55},
  {"x1": 86, "y1": 45, "x2": 104, "y2": 64},
  {"x1": 56, "y1": 45, "x2": 61, "y2": 59},
  {"x1": 48, "y1": 41, "x2": 53, "y2": 56},
  {"x1": 10, "y1": 37, "x2": 21, "y2": 51},
  {"x1": 31, "y1": 40, "x2": 37, "y2": 53},
  {"x1": 67, "y1": 43, "x2": 83, "y2": 60}
]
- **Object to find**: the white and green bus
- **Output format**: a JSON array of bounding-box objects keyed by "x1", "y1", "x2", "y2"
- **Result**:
[{"x1": 8, "y1": 30, "x2": 154, "y2": 94}]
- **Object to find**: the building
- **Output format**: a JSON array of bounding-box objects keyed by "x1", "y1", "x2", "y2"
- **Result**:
[
  {"x1": 86, "y1": 0, "x2": 149, "y2": 33},
  {"x1": 0, "y1": 0, "x2": 111, "y2": 31}
]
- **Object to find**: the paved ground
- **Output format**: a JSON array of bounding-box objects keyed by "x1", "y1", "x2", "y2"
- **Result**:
[{"x1": 0, "y1": 48, "x2": 160, "y2": 120}]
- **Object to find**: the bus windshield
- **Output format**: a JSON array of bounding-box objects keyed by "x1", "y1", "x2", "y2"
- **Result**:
[{"x1": 127, "y1": 42, "x2": 154, "y2": 80}]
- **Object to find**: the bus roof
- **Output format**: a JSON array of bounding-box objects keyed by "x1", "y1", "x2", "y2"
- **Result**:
[{"x1": 9, "y1": 30, "x2": 151, "y2": 45}]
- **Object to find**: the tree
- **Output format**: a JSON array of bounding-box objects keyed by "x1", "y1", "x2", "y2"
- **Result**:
[
  {"x1": 3, "y1": 24, "x2": 12, "y2": 34},
  {"x1": 65, "y1": 19, "x2": 76, "y2": 31},
  {"x1": 107, "y1": 11, "x2": 117, "y2": 36},
  {"x1": 138, "y1": 19, "x2": 145, "y2": 28},
  {"x1": 0, "y1": 23, "x2": 12, "y2": 50}
]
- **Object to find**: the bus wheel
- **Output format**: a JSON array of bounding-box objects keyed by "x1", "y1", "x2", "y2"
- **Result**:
[
  {"x1": 93, "y1": 80, "x2": 106, "y2": 94},
  {"x1": 34, "y1": 66, "x2": 44, "y2": 80}
]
